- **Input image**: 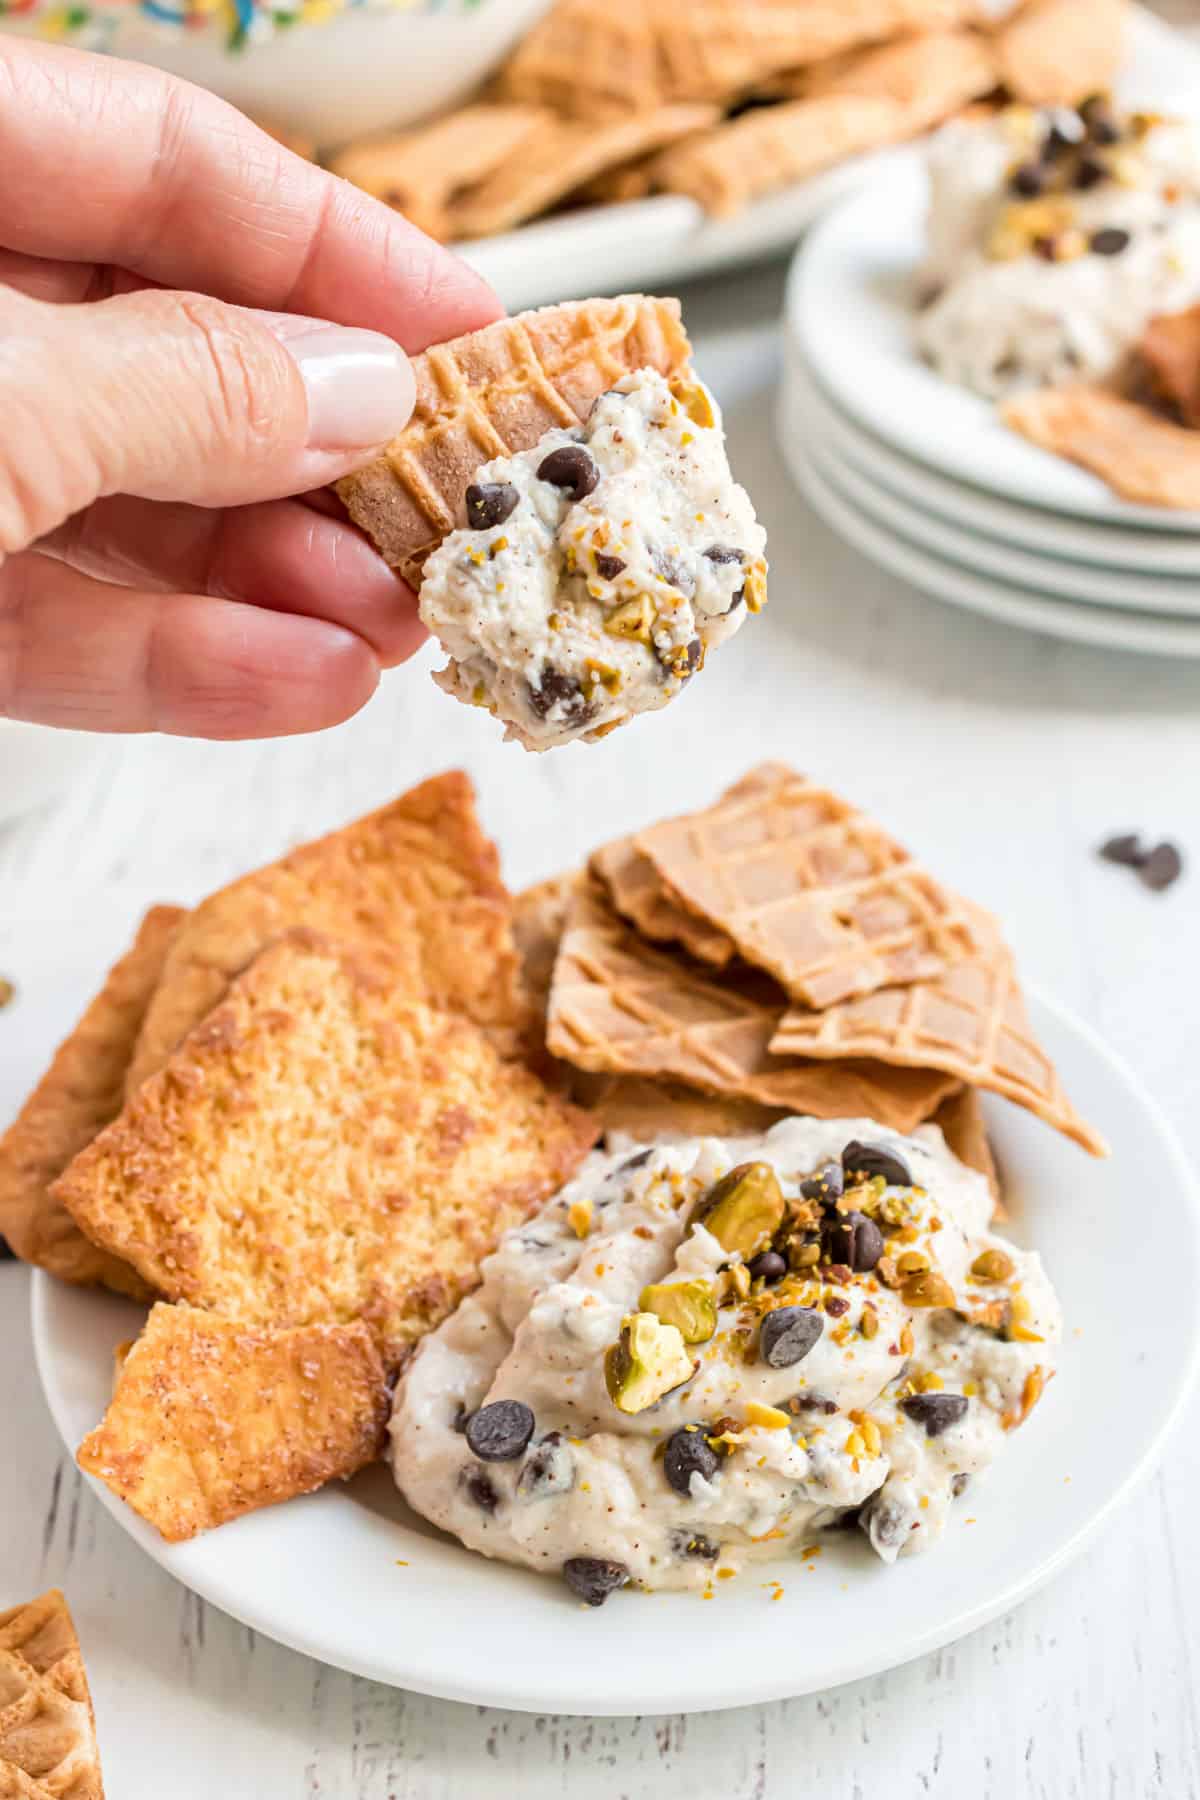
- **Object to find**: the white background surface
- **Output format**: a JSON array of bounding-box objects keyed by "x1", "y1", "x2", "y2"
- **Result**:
[{"x1": 3, "y1": 18, "x2": 1200, "y2": 1791}]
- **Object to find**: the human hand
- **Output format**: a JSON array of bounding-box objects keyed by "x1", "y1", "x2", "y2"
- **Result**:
[{"x1": 0, "y1": 39, "x2": 502, "y2": 738}]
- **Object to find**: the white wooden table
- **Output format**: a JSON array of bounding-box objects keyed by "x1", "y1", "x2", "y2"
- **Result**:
[{"x1": 3, "y1": 94, "x2": 1200, "y2": 1800}]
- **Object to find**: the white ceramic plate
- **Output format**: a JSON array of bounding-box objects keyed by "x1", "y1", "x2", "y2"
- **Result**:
[
  {"x1": 784, "y1": 415, "x2": 1200, "y2": 657},
  {"x1": 791, "y1": 118, "x2": 1200, "y2": 531},
  {"x1": 789, "y1": 369, "x2": 1200, "y2": 614},
  {"x1": 454, "y1": 5, "x2": 1189, "y2": 313},
  {"x1": 12, "y1": 893, "x2": 1200, "y2": 1716},
  {"x1": 782, "y1": 341, "x2": 1200, "y2": 578}
]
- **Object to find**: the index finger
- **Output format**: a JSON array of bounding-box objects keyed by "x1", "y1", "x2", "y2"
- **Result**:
[{"x1": 0, "y1": 38, "x2": 503, "y2": 352}]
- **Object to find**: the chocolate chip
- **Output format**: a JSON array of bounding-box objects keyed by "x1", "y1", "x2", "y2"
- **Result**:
[
  {"x1": 790, "y1": 1391, "x2": 838, "y2": 1415},
  {"x1": 841, "y1": 1140, "x2": 912, "y2": 1188},
  {"x1": 562, "y1": 1556, "x2": 629, "y2": 1606},
  {"x1": 952, "y1": 1472, "x2": 971, "y2": 1498},
  {"x1": 1099, "y1": 831, "x2": 1144, "y2": 865},
  {"x1": 759, "y1": 1305, "x2": 824, "y2": 1369},
  {"x1": 594, "y1": 553, "x2": 626, "y2": 580},
  {"x1": 452, "y1": 1404, "x2": 471, "y2": 1433},
  {"x1": 679, "y1": 637, "x2": 702, "y2": 677},
  {"x1": 1140, "y1": 842, "x2": 1184, "y2": 892},
  {"x1": 663, "y1": 1424, "x2": 721, "y2": 1497},
  {"x1": 1074, "y1": 153, "x2": 1108, "y2": 190},
  {"x1": 517, "y1": 1432, "x2": 574, "y2": 1501},
  {"x1": 901, "y1": 1393, "x2": 969, "y2": 1438},
  {"x1": 652, "y1": 549, "x2": 696, "y2": 596},
  {"x1": 1080, "y1": 95, "x2": 1120, "y2": 144},
  {"x1": 537, "y1": 445, "x2": 598, "y2": 501},
  {"x1": 671, "y1": 1529, "x2": 720, "y2": 1562},
  {"x1": 800, "y1": 1160, "x2": 844, "y2": 1206},
  {"x1": 465, "y1": 1400, "x2": 535, "y2": 1462},
  {"x1": 703, "y1": 544, "x2": 745, "y2": 565},
  {"x1": 1090, "y1": 227, "x2": 1130, "y2": 256},
  {"x1": 622, "y1": 1148, "x2": 654, "y2": 1171},
  {"x1": 824, "y1": 1296, "x2": 850, "y2": 1318},
  {"x1": 1033, "y1": 234, "x2": 1059, "y2": 261},
  {"x1": 748, "y1": 1250, "x2": 787, "y2": 1285},
  {"x1": 462, "y1": 1466, "x2": 499, "y2": 1513},
  {"x1": 822, "y1": 1210, "x2": 884, "y2": 1274},
  {"x1": 465, "y1": 481, "x2": 519, "y2": 531},
  {"x1": 528, "y1": 668, "x2": 592, "y2": 722},
  {"x1": 1042, "y1": 122, "x2": 1077, "y2": 161},
  {"x1": 1010, "y1": 161, "x2": 1046, "y2": 197},
  {"x1": 861, "y1": 1490, "x2": 912, "y2": 1555},
  {"x1": 0, "y1": 1236, "x2": 14, "y2": 1262}
]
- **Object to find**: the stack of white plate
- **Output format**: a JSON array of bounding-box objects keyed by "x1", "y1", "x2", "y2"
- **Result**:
[{"x1": 779, "y1": 152, "x2": 1200, "y2": 658}]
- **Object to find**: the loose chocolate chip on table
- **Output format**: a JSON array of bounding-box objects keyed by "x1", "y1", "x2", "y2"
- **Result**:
[
  {"x1": 537, "y1": 444, "x2": 599, "y2": 501},
  {"x1": 562, "y1": 1556, "x2": 630, "y2": 1607},
  {"x1": 822, "y1": 1209, "x2": 884, "y2": 1274},
  {"x1": 1010, "y1": 161, "x2": 1046, "y2": 197},
  {"x1": 594, "y1": 553, "x2": 626, "y2": 580},
  {"x1": 663, "y1": 1424, "x2": 721, "y2": 1497},
  {"x1": 465, "y1": 1399, "x2": 536, "y2": 1462},
  {"x1": 0, "y1": 1236, "x2": 14, "y2": 1262},
  {"x1": 748, "y1": 1249, "x2": 788, "y2": 1285},
  {"x1": 1090, "y1": 227, "x2": 1130, "y2": 256},
  {"x1": 703, "y1": 544, "x2": 745, "y2": 565},
  {"x1": 759, "y1": 1305, "x2": 824, "y2": 1369},
  {"x1": 841, "y1": 1140, "x2": 912, "y2": 1189},
  {"x1": 800, "y1": 1160, "x2": 844, "y2": 1206},
  {"x1": 528, "y1": 668, "x2": 592, "y2": 722},
  {"x1": 901, "y1": 1393, "x2": 969, "y2": 1438},
  {"x1": 465, "y1": 481, "x2": 519, "y2": 531},
  {"x1": 1140, "y1": 842, "x2": 1184, "y2": 891},
  {"x1": 462, "y1": 1466, "x2": 500, "y2": 1513},
  {"x1": 1099, "y1": 831, "x2": 1145, "y2": 865}
]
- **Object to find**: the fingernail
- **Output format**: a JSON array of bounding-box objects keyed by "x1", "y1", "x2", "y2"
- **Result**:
[{"x1": 284, "y1": 327, "x2": 415, "y2": 452}]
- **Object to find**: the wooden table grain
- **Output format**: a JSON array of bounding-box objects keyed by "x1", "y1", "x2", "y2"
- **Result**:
[{"x1": 2, "y1": 70, "x2": 1200, "y2": 1800}]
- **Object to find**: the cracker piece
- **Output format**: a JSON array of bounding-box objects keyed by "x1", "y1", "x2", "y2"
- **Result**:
[
  {"x1": 57, "y1": 932, "x2": 599, "y2": 1365},
  {"x1": 0, "y1": 1592, "x2": 102, "y2": 1799},
  {"x1": 77, "y1": 1305, "x2": 389, "y2": 1541},
  {"x1": 991, "y1": 0, "x2": 1127, "y2": 105},
  {"x1": 0, "y1": 907, "x2": 182, "y2": 1297},
  {"x1": 1003, "y1": 384, "x2": 1200, "y2": 511}
]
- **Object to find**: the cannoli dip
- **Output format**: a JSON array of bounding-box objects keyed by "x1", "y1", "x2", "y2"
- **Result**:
[
  {"x1": 417, "y1": 367, "x2": 767, "y2": 750},
  {"x1": 390, "y1": 1117, "x2": 1059, "y2": 1605},
  {"x1": 918, "y1": 98, "x2": 1200, "y2": 397}
]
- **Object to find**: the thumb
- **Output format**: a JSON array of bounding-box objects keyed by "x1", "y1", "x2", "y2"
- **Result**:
[{"x1": 0, "y1": 285, "x2": 415, "y2": 551}]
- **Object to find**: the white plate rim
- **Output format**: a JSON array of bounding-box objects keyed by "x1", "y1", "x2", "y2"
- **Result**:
[
  {"x1": 791, "y1": 149, "x2": 1200, "y2": 534},
  {"x1": 791, "y1": 382, "x2": 1200, "y2": 616},
  {"x1": 27, "y1": 981, "x2": 1200, "y2": 1717},
  {"x1": 785, "y1": 341, "x2": 1200, "y2": 586},
  {"x1": 786, "y1": 422, "x2": 1200, "y2": 656}
]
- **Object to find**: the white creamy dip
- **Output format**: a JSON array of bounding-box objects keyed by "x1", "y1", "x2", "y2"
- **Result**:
[
  {"x1": 418, "y1": 367, "x2": 767, "y2": 751},
  {"x1": 918, "y1": 102, "x2": 1200, "y2": 397},
  {"x1": 390, "y1": 1116, "x2": 1060, "y2": 1604}
]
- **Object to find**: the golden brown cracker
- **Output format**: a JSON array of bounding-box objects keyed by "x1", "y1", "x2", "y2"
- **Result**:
[
  {"x1": 0, "y1": 1593, "x2": 102, "y2": 1799},
  {"x1": 992, "y1": 0, "x2": 1127, "y2": 106},
  {"x1": 802, "y1": 28, "x2": 997, "y2": 126},
  {"x1": 127, "y1": 771, "x2": 522, "y2": 1088},
  {"x1": 77, "y1": 1305, "x2": 389, "y2": 1542},
  {"x1": 590, "y1": 835, "x2": 736, "y2": 966},
  {"x1": 0, "y1": 906, "x2": 183, "y2": 1297},
  {"x1": 57, "y1": 932, "x2": 599, "y2": 1365},
  {"x1": 1003, "y1": 384, "x2": 1200, "y2": 511}
]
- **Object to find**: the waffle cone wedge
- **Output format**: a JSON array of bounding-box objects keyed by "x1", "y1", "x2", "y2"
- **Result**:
[
  {"x1": 546, "y1": 883, "x2": 959, "y2": 1131},
  {"x1": 800, "y1": 28, "x2": 997, "y2": 127},
  {"x1": 635, "y1": 765, "x2": 983, "y2": 1008},
  {"x1": 0, "y1": 905, "x2": 183, "y2": 1299},
  {"x1": 336, "y1": 295, "x2": 692, "y2": 591},
  {"x1": 1002, "y1": 384, "x2": 1200, "y2": 511},
  {"x1": 590, "y1": 835, "x2": 736, "y2": 966},
  {"x1": 0, "y1": 1592, "x2": 103, "y2": 1799},
  {"x1": 930, "y1": 1084, "x2": 1002, "y2": 1209},
  {"x1": 769, "y1": 948, "x2": 1106, "y2": 1156}
]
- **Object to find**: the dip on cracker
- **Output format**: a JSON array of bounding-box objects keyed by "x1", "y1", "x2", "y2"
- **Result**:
[
  {"x1": 417, "y1": 367, "x2": 767, "y2": 749},
  {"x1": 917, "y1": 98, "x2": 1200, "y2": 398},
  {"x1": 390, "y1": 1117, "x2": 1060, "y2": 1602}
]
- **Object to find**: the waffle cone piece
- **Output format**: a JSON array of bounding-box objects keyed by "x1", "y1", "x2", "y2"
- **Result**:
[
  {"x1": 590, "y1": 835, "x2": 735, "y2": 966},
  {"x1": 930, "y1": 1084, "x2": 1001, "y2": 1205},
  {"x1": 0, "y1": 906, "x2": 183, "y2": 1298},
  {"x1": 635, "y1": 765, "x2": 983, "y2": 1008},
  {"x1": 547, "y1": 883, "x2": 959, "y2": 1131},
  {"x1": 800, "y1": 28, "x2": 997, "y2": 126},
  {"x1": 769, "y1": 944, "x2": 1106, "y2": 1155},
  {"x1": 1003, "y1": 385, "x2": 1200, "y2": 511},
  {"x1": 336, "y1": 295, "x2": 692, "y2": 590},
  {"x1": 0, "y1": 1592, "x2": 103, "y2": 1799}
]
